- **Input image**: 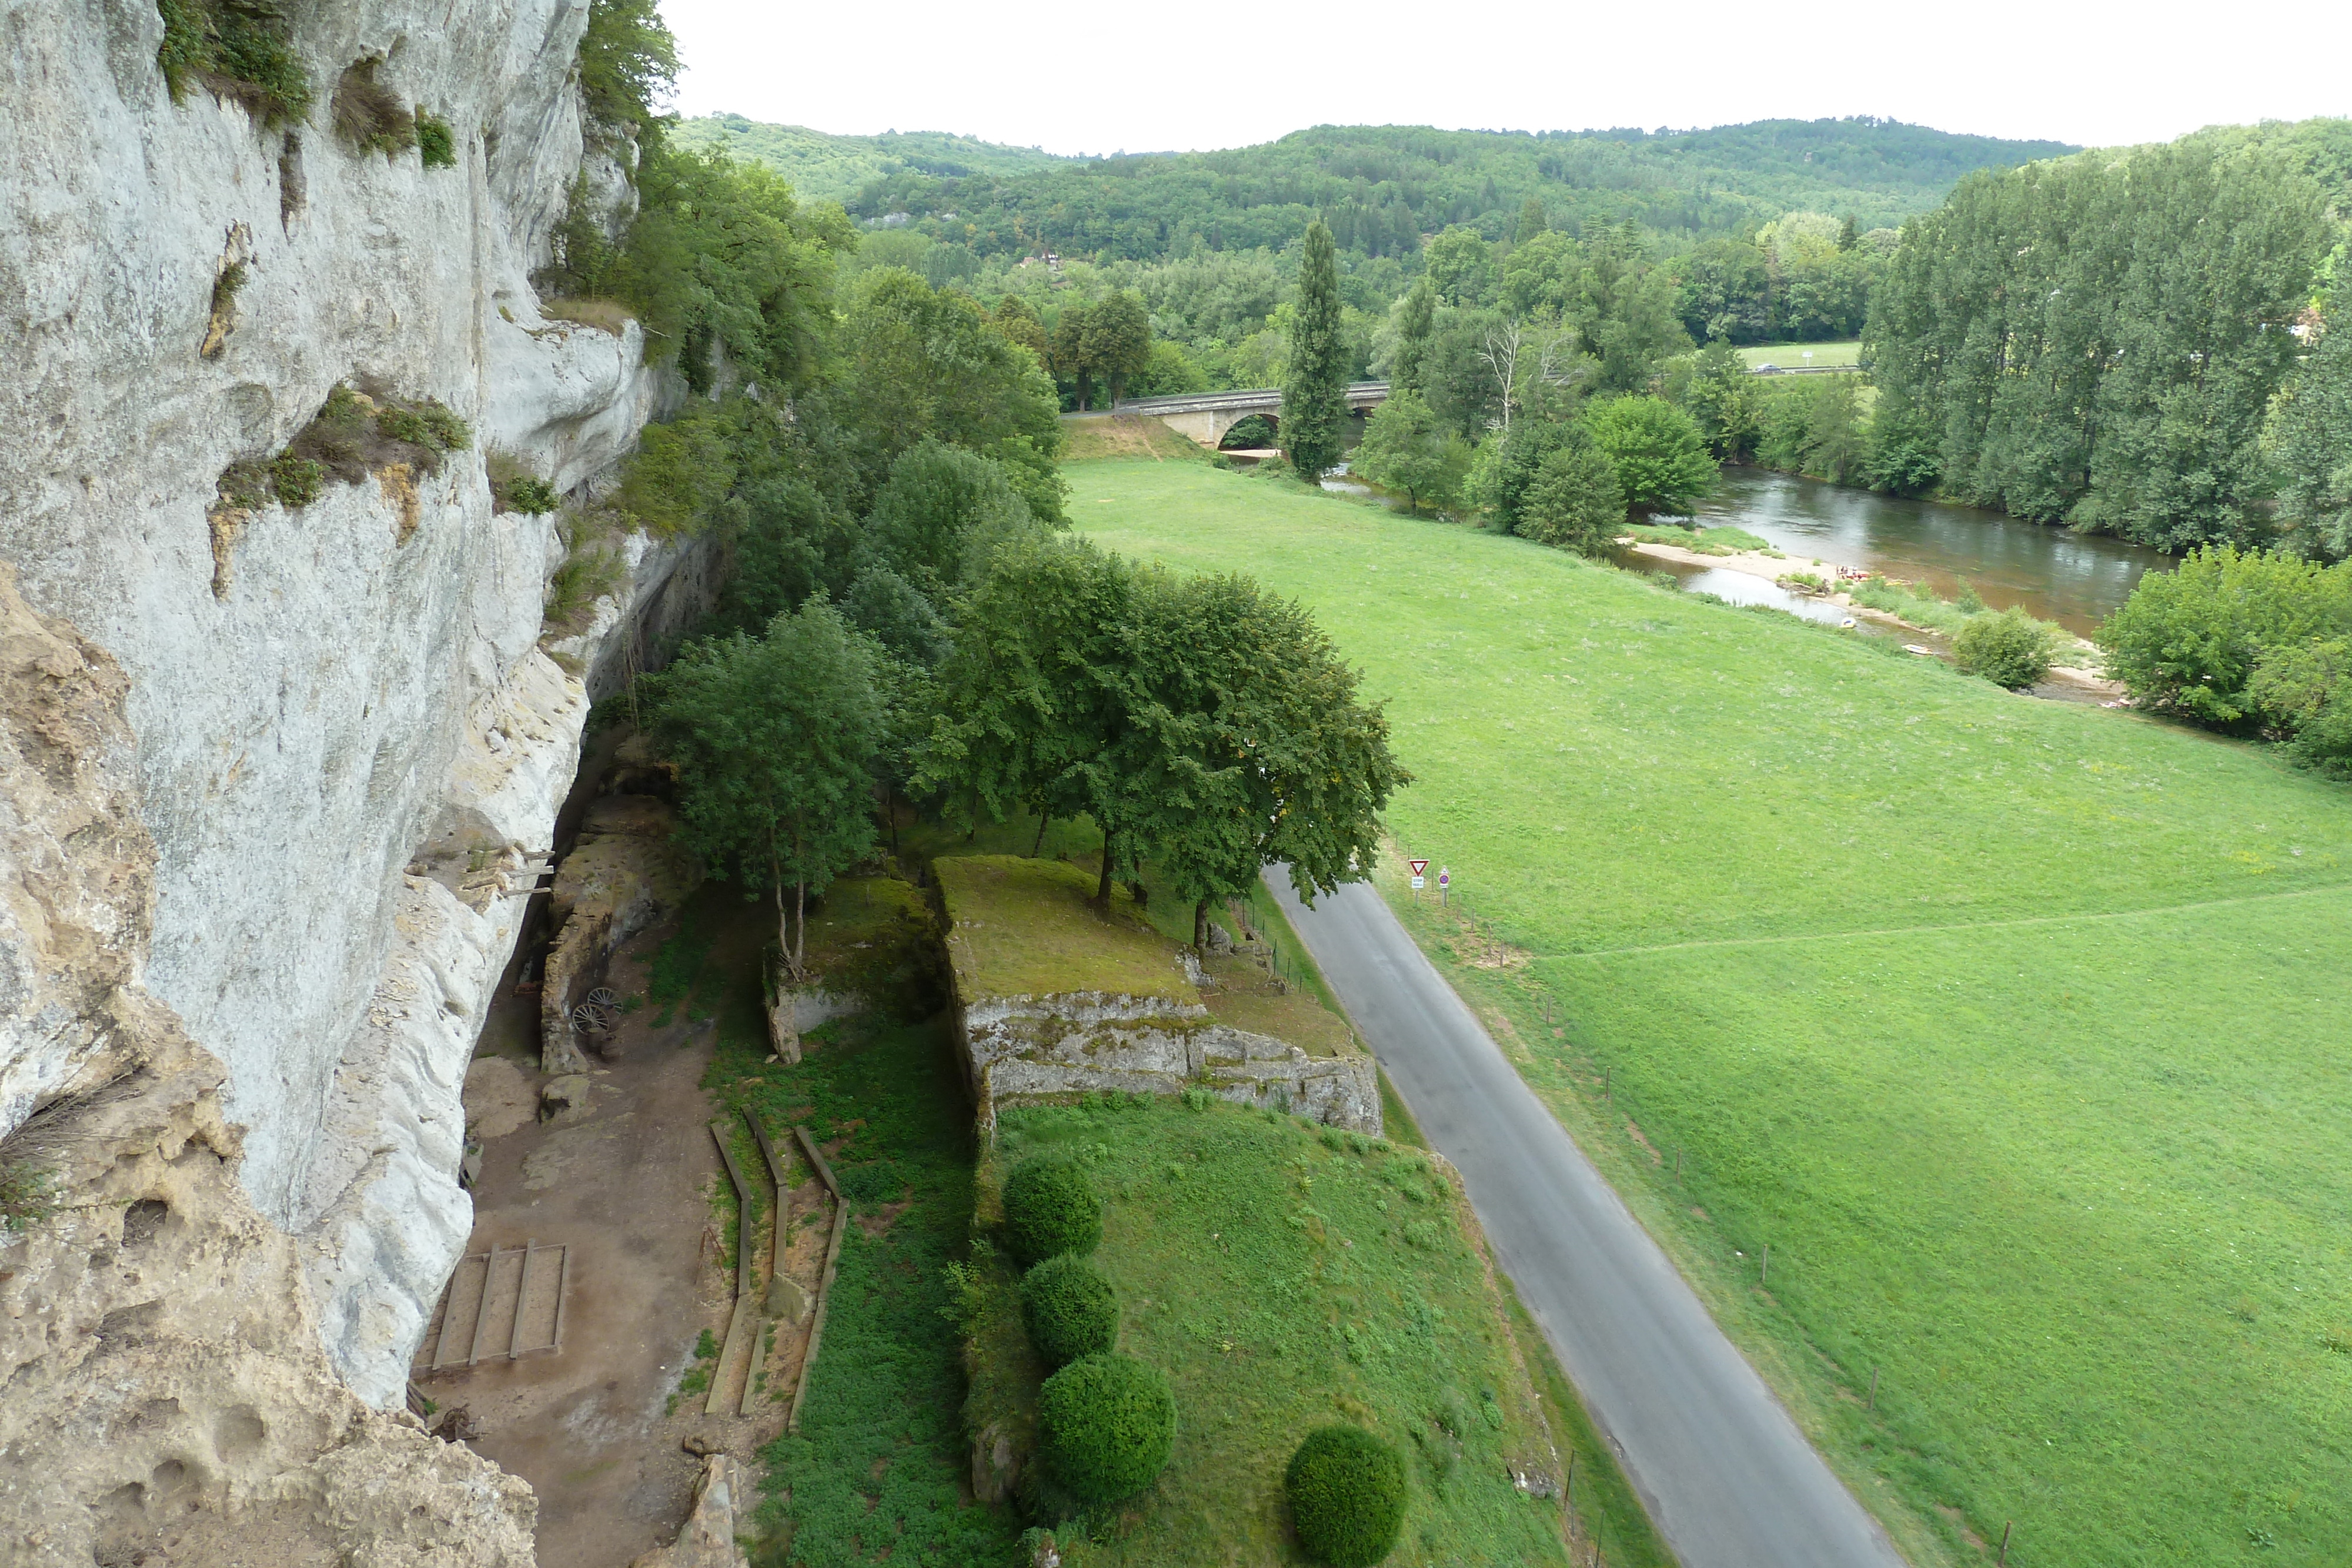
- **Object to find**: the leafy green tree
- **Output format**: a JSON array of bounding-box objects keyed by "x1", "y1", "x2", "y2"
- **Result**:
[
  {"x1": 1671, "y1": 238, "x2": 1773, "y2": 344},
  {"x1": 864, "y1": 439, "x2": 1038, "y2": 600},
  {"x1": 1423, "y1": 225, "x2": 1494, "y2": 306},
  {"x1": 1514, "y1": 196, "x2": 1549, "y2": 245},
  {"x1": 643, "y1": 601, "x2": 883, "y2": 975},
  {"x1": 576, "y1": 0, "x2": 678, "y2": 137},
  {"x1": 1083, "y1": 290, "x2": 1153, "y2": 403},
  {"x1": 990, "y1": 294, "x2": 1051, "y2": 370},
  {"x1": 1388, "y1": 277, "x2": 1436, "y2": 398},
  {"x1": 840, "y1": 564, "x2": 949, "y2": 667},
  {"x1": 1587, "y1": 396, "x2": 1718, "y2": 515},
  {"x1": 1802, "y1": 375, "x2": 1866, "y2": 484},
  {"x1": 2271, "y1": 316, "x2": 2352, "y2": 557},
  {"x1": 1351, "y1": 392, "x2": 1471, "y2": 511},
  {"x1": 1135, "y1": 573, "x2": 1409, "y2": 947},
  {"x1": 1464, "y1": 416, "x2": 1573, "y2": 533},
  {"x1": 1281, "y1": 220, "x2": 1349, "y2": 477},
  {"x1": 1863, "y1": 397, "x2": 1941, "y2": 497},
  {"x1": 2097, "y1": 546, "x2": 2352, "y2": 724},
  {"x1": 1498, "y1": 230, "x2": 1587, "y2": 323},
  {"x1": 1054, "y1": 299, "x2": 1095, "y2": 408},
  {"x1": 919, "y1": 537, "x2": 1161, "y2": 904},
  {"x1": 1681, "y1": 341, "x2": 1760, "y2": 459},
  {"x1": 1128, "y1": 338, "x2": 1210, "y2": 397},
  {"x1": 1519, "y1": 437, "x2": 1626, "y2": 554},
  {"x1": 826, "y1": 268, "x2": 1064, "y2": 500}
]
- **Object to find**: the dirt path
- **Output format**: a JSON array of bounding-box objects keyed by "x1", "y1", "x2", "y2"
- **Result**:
[{"x1": 436, "y1": 914, "x2": 816, "y2": 1567}]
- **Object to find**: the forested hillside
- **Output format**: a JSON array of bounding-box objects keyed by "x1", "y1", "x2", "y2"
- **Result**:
[
  {"x1": 671, "y1": 116, "x2": 1068, "y2": 205},
  {"x1": 687, "y1": 116, "x2": 2070, "y2": 261}
]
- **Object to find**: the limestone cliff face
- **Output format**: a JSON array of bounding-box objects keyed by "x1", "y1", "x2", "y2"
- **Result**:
[
  {"x1": 0, "y1": 0, "x2": 703, "y2": 1439},
  {"x1": 0, "y1": 565, "x2": 537, "y2": 1566}
]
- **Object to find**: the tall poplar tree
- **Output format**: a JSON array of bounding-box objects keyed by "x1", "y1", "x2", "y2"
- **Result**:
[
  {"x1": 1390, "y1": 276, "x2": 1435, "y2": 399},
  {"x1": 1281, "y1": 219, "x2": 1348, "y2": 478}
]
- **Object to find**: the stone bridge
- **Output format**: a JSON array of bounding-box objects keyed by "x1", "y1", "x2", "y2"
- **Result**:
[
  {"x1": 1111, "y1": 383, "x2": 1391, "y2": 449},
  {"x1": 1113, "y1": 360, "x2": 1857, "y2": 450}
]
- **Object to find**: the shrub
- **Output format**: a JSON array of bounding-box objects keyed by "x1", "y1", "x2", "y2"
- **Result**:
[
  {"x1": 157, "y1": 0, "x2": 312, "y2": 128},
  {"x1": 502, "y1": 476, "x2": 559, "y2": 514},
  {"x1": 1020, "y1": 1253, "x2": 1118, "y2": 1368},
  {"x1": 2248, "y1": 638, "x2": 2352, "y2": 775},
  {"x1": 1954, "y1": 607, "x2": 2059, "y2": 688},
  {"x1": 1286, "y1": 1424, "x2": 1408, "y2": 1566},
  {"x1": 333, "y1": 59, "x2": 416, "y2": 156},
  {"x1": 375, "y1": 401, "x2": 470, "y2": 454},
  {"x1": 2098, "y1": 546, "x2": 2352, "y2": 724},
  {"x1": 1517, "y1": 439, "x2": 1625, "y2": 554},
  {"x1": 1037, "y1": 1353, "x2": 1175, "y2": 1502},
  {"x1": 415, "y1": 110, "x2": 457, "y2": 169},
  {"x1": 1001, "y1": 1155, "x2": 1101, "y2": 1264}
]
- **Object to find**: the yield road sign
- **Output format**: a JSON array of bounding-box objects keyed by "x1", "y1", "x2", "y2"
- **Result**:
[{"x1": 1408, "y1": 859, "x2": 1429, "y2": 876}]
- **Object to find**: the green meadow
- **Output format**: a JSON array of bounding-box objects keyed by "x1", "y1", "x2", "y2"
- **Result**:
[
  {"x1": 1737, "y1": 340, "x2": 1865, "y2": 368},
  {"x1": 1073, "y1": 457, "x2": 2352, "y2": 1567}
]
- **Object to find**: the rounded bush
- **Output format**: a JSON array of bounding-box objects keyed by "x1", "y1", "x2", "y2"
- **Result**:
[
  {"x1": 1002, "y1": 1156, "x2": 1101, "y2": 1264},
  {"x1": 1037, "y1": 1353, "x2": 1175, "y2": 1502},
  {"x1": 1021, "y1": 1254, "x2": 1119, "y2": 1368},
  {"x1": 1954, "y1": 606, "x2": 2058, "y2": 689},
  {"x1": 1286, "y1": 1425, "x2": 1408, "y2": 1567}
]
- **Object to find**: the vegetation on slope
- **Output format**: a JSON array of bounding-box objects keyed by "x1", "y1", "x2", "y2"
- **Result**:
[{"x1": 1074, "y1": 454, "x2": 2352, "y2": 1567}]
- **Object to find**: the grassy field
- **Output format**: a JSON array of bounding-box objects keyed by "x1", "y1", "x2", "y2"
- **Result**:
[
  {"x1": 1738, "y1": 340, "x2": 1863, "y2": 368},
  {"x1": 971, "y1": 1096, "x2": 1576, "y2": 1567},
  {"x1": 1070, "y1": 456, "x2": 2352, "y2": 1567}
]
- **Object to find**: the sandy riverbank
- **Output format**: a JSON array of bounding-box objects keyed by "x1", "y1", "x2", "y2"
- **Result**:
[{"x1": 1618, "y1": 537, "x2": 2128, "y2": 701}]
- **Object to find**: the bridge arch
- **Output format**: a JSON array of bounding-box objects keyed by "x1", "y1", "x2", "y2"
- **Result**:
[{"x1": 1112, "y1": 383, "x2": 1391, "y2": 451}]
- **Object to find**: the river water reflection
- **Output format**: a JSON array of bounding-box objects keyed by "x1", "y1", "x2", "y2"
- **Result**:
[{"x1": 1696, "y1": 467, "x2": 2173, "y2": 638}]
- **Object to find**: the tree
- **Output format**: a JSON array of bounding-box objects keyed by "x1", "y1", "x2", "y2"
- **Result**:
[
  {"x1": 863, "y1": 438, "x2": 1038, "y2": 601},
  {"x1": 1054, "y1": 299, "x2": 1095, "y2": 409},
  {"x1": 1281, "y1": 220, "x2": 1349, "y2": 477},
  {"x1": 918, "y1": 537, "x2": 1161, "y2": 905},
  {"x1": 1423, "y1": 225, "x2": 1493, "y2": 306},
  {"x1": 1862, "y1": 396, "x2": 1941, "y2": 497},
  {"x1": 1801, "y1": 375, "x2": 1866, "y2": 484},
  {"x1": 1587, "y1": 396, "x2": 1719, "y2": 515},
  {"x1": 1514, "y1": 195, "x2": 1548, "y2": 245},
  {"x1": 2271, "y1": 315, "x2": 2352, "y2": 557},
  {"x1": 990, "y1": 295, "x2": 1051, "y2": 370},
  {"x1": 1083, "y1": 290, "x2": 1152, "y2": 403},
  {"x1": 1681, "y1": 341, "x2": 1760, "y2": 459},
  {"x1": 1351, "y1": 392, "x2": 1471, "y2": 512},
  {"x1": 1388, "y1": 277, "x2": 1435, "y2": 399},
  {"x1": 1866, "y1": 131, "x2": 2331, "y2": 548},
  {"x1": 826, "y1": 268, "x2": 1063, "y2": 500},
  {"x1": 643, "y1": 601, "x2": 883, "y2": 977},
  {"x1": 1464, "y1": 416, "x2": 1573, "y2": 534},
  {"x1": 1135, "y1": 573, "x2": 1410, "y2": 947},
  {"x1": 1519, "y1": 436, "x2": 1626, "y2": 554}
]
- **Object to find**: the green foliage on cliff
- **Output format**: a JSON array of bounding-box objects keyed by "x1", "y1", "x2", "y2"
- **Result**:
[{"x1": 155, "y1": 0, "x2": 311, "y2": 128}]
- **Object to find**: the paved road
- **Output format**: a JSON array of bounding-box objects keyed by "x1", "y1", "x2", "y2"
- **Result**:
[{"x1": 1264, "y1": 874, "x2": 1909, "y2": 1568}]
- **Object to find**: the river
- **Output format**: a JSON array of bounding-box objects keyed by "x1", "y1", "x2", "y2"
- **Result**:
[
  {"x1": 1692, "y1": 467, "x2": 2173, "y2": 638},
  {"x1": 1319, "y1": 461, "x2": 2173, "y2": 641}
]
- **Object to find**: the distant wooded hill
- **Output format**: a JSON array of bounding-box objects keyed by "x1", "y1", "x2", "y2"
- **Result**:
[{"x1": 671, "y1": 116, "x2": 2075, "y2": 262}]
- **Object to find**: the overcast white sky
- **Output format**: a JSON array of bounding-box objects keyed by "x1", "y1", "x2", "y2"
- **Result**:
[{"x1": 664, "y1": 0, "x2": 2348, "y2": 156}]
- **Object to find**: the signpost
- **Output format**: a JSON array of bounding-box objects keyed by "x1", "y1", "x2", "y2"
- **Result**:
[
  {"x1": 1438, "y1": 867, "x2": 1449, "y2": 907},
  {"x1": 1409, "y1": 858, "x2": 1428, "y2": 898}
]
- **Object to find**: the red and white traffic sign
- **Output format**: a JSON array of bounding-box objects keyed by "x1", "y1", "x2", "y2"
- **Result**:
[{"x1": 1408, "y1": 859, "x2": 1429, "y2": 876}]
